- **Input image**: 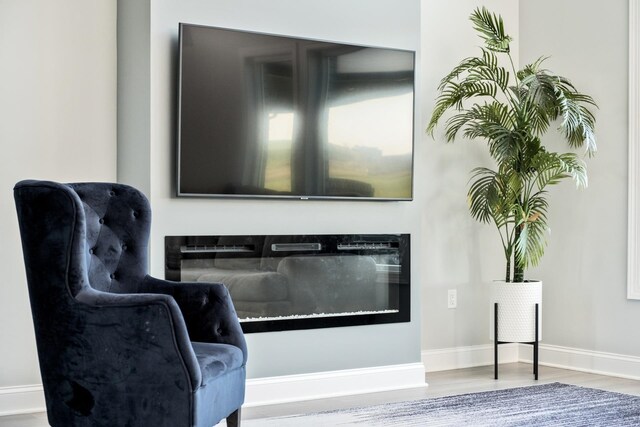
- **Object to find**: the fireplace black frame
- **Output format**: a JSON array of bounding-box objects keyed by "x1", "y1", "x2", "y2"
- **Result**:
[{"x1": 165, "y1": 234, "x2": 410, "y2": 333}]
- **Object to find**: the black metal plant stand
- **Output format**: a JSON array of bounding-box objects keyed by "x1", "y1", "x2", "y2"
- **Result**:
[{"x1": 494, "y1": 302, "x2": 539, "y2": 380}]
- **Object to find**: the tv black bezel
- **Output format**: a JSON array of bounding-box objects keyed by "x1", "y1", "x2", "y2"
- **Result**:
[{"x1": 176, "y1": 22, "x2": 416, "y2": 202}]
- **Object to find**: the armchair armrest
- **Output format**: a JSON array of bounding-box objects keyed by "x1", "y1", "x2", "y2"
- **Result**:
[
  {"x1": 137, "y1": 275, "x2": 248, "y2": 365},
  {"x1": 74, "y1": 287, "x2": 202, "y2": 391}
]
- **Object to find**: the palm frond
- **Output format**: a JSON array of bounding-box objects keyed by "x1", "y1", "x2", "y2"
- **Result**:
[
  {"x1": 558, "y1": 94, "x2": 598, "y2": 156},
  {"x1": 465, "y1": 50, "x2": 510, "y2": 91},
  {"x1": 531, "y1": 151, "x2": 588, "y2": 190},
  {"x1": 468, "y1": 167, "x2": 520, "y2": 228},
  {"x1": 427, "y1": 49, "x2": 512, "y2": 136},
  {"x1": 459, "y1": 102, "x2": 522, "y2": 162},
  {"x1": 517, "y1": 56, "x2": 549, "y2": 81},
  {"x1": 445, "y1": 102, "x2": 508, "y2": 137},
  {"x1": 514, "y1": 195, "x2": 550, "y2": 269},
  {"x1": 470, "y1": 7, "x2": 513, "y2": 53},
  {"x1": 428, "y1": 80, "x2": 499, "y2": 136},
  {"x1": 519, "y1": 70, "x2": 598, "y2": 155},
  {"x1": 468, "y1": 168, "x2": 500, "y2": 224},
  {"x1": 436, "y1": 54, "x2": 492, "y2": 91}
]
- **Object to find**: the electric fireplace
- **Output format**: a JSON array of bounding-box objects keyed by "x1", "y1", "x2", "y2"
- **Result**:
[{"x1": 165, "y1": 234, "x2": 410, "y2": 333}]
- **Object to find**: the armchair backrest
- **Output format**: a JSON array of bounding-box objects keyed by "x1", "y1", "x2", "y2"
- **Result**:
[
  {"x1": 68, "y1": 182, "x2": 151, "y2": 293},
  {"x1": 15, "y1": 180, "x2": 151, "y2": 297}
]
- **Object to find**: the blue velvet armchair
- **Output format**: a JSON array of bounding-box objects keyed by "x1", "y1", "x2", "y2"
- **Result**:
[{"x1": 14, "y1": 180, "x2": 247, "y2": 427}]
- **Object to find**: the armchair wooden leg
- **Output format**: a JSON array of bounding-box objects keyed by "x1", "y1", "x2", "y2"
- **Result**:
[{"x1": 226, "y1": 408, "x2": 241, "y2": 427}]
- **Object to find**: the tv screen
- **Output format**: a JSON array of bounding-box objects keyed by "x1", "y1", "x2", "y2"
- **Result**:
[{"x1": 177, "y1": 23, "x2": 415, "y2": 200}]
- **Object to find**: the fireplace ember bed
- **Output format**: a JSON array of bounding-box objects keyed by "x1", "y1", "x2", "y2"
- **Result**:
[{"x1": 165, "y1": 234, "x2": 410, "y2": 333}]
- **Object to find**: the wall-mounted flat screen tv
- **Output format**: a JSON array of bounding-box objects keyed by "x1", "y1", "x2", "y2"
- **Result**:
[{"x1": 177, "y1": 23, "x2": 415, "y2": 200}]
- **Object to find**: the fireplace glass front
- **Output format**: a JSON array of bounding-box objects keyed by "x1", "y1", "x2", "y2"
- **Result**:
[{"x1": 165, "y1": 234, "x2": 410, "y2": 332}]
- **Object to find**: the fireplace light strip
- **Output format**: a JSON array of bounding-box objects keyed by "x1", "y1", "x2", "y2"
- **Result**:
[
  {"x1": 239, "y1": 309, "x2": 400, "y2": 322},
  {"x1": 337, "y1": 242, "x2": 396, "y2": 250},
  {"x1": 180, "y1": 245, "x2": 254, "y2": 253},
  {"x1": 271, "y1": 243, "x2": 322, "y2": 252}
]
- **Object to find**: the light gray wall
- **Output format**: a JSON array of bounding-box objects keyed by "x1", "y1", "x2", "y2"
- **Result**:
[
  {"x1": 420, "y1": 0, "x2": 520, "y2": 352},
  {"x1": 117, "y1": 0, "x2": 151, "y2": 196},
  {"x1": 520, "y1": 0, "x2": 640, "y2": 356},
  {"x1": 0, "y1": 1, "x2": 117, "y2": 388},
  {"x1": 117, "y1": 0, "x2": 424, "y2": 379}
]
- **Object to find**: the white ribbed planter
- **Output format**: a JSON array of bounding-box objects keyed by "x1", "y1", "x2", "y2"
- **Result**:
[{"x1": 490, "y1": 280, "x2": 542, "y2": 343}]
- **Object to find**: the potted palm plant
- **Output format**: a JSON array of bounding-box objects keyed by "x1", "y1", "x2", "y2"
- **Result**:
[{"x1": 427, "y1": 7, "x2": 597, "y2": 343}]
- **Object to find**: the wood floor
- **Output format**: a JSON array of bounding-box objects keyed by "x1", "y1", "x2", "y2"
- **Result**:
[{"x1": 1, "y1": 363, "x2": 638, "y2": 426}]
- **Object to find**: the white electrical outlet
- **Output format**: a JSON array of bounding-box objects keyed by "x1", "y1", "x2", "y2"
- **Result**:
[{"x1": 448, "y1": 289, "x2": 457, "y2": 309}]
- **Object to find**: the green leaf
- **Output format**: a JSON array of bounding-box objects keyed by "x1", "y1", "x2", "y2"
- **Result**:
[
  {"x1": 470, "y1": 7, "x2": 513, "y2": 53},
  {"x1": 519, "y1": 68, "x2": 598, "y2": 155}
]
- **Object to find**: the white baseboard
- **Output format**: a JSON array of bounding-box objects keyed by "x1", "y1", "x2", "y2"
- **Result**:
[
  {"x1": 4, "y1": 344, "x2": 640, "y2": 416},
  {"x1": 422, "y1": 343, "x2": 640, "y2": 382},
  {"x1": 244, "y1": 363, "x2": 427, "y2": 407},
  {"x1": 0, "y1": 385, "x2": 45, "y2": 416},
  {"x1": 0, "y1": 363, "x2": 426, "y2": 416},
  {"x1": 519, "y1": 343, "x2": 640, "y2": 381},
  {"x1": 422, "y1": 343, "x2": 519, "y2": 372}
]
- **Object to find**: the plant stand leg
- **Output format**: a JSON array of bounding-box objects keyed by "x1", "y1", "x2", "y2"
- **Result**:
[
  {"x1": 494, "y1": 302, "x2": 498, "y2": 380},
  {"x1": 494, "y1": 302, "x2": 539, "y2": 381},
  {"x1": 534, "y1": 303, "x2": 539, "y2": 380}
]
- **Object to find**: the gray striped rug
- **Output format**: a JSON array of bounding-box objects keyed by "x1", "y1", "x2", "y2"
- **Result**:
[{"x1": 244, "y1": 383, "x2": 640, "y2": 426}]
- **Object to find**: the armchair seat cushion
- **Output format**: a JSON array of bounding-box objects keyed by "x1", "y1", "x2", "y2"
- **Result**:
[{"x1": 192, "y1": 342, "x2": 244, "y2": 387}]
